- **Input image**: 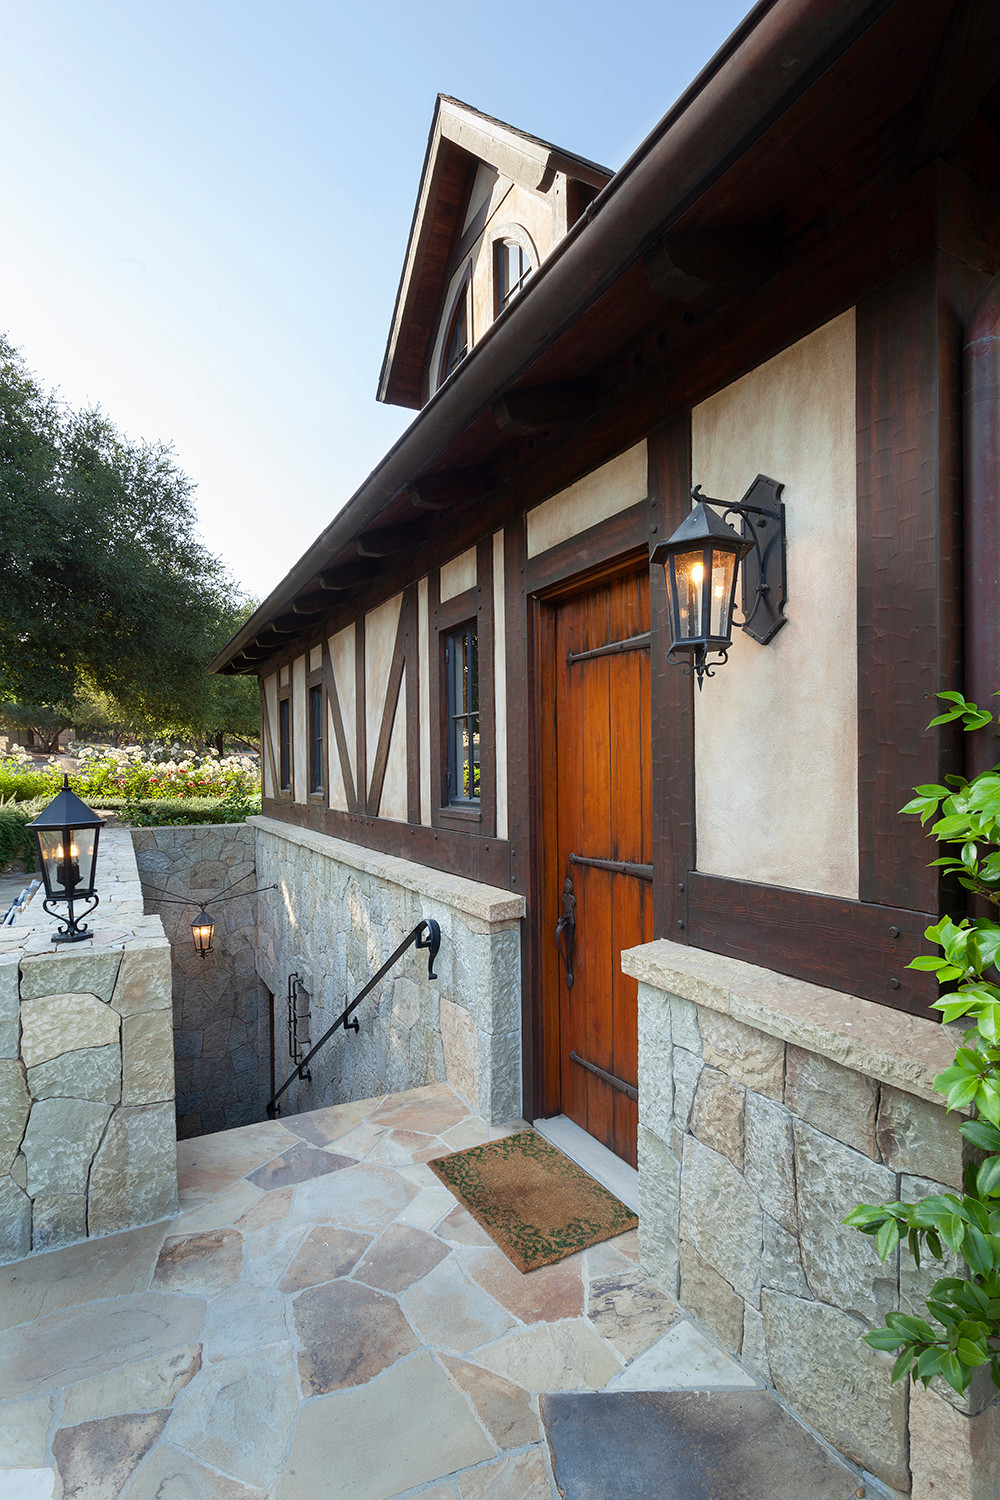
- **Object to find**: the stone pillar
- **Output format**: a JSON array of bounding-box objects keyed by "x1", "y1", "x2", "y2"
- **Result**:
[
  {"x1": 0, "y1": 828, "x2": 178, "y2": 1264},
  {"x1": 623, "y1": 937, "x2": 992, "y2": 1498}
]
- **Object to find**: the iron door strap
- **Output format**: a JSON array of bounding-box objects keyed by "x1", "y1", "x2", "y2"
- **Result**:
[
  {"x1": 569, "y1": 852, "x2": 653, "y2": 881},
  {"x1": 555, "y1": 874, "x2": 576, "y2": 990},
  {"x1": 570, "y1": 1050, "x2": 638, "y2": 1102}
]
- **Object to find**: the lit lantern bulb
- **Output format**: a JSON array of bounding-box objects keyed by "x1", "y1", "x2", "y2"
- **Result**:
[{"x1": 691, "y1": 561, "x2": 704, "y2": 584}]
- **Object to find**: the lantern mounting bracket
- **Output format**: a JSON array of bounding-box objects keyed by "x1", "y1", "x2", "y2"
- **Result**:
[{"x1": 691, "y1": 474, "x2": 787, "y2": 646}]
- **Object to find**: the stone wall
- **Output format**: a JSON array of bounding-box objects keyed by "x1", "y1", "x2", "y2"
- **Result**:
[
  {"x1": 131, "y1": 823, "x2": 268, "y2": 1138},
  {"x1": 252, "y1": 816, "x2": 524, "y2": 1124},
  {"x1": 624, "y1": 939, "x2": 1000, "y2": 1500},
  {"x1": 0, "y1": 829, "x2": 177, "y2": 1264}
]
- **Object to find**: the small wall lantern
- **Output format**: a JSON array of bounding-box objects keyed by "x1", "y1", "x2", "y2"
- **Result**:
[
  {"x1": 190, "y1": 909, "x2": 216, "y2": 958},
  {"x1": 27, "y1": 775, "x2": 105, "y2": 942},
  {"x1": 651, "y1": 474, "x2": 786, "y2": 687}
]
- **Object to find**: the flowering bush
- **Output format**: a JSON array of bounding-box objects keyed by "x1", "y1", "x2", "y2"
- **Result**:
[
  {"x1": 71, "y1": 743, "x2": 259, "y2": 802},
  {"x1": 0, "y1": 741, "x2": 260, "y2": 804}
]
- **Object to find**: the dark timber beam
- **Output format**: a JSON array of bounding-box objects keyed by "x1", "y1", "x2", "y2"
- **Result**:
[
  {"x1": 319, "y1": 561, "x2": 383, "y2": 591},
  {"x1": 911, "y1": 0, "x2": 1000, "y2": 167},
  {"x1": 356, "y1": 520, "x2": 426, "y2": 557},
  {"x1": 406, "y1": 466, "x2": 492, "y2": 511},
  {"x1": 289, "y1": 591, "x2": 326, "y2": 616},
  {"x1": 492, "y1": 378, "x2": 600, "y2": 435},
  {"x1": 644, "y1": 226, "x2": 779, "y2": 303}
]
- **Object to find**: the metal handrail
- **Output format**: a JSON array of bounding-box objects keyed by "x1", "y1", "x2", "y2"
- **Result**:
[{"x1": 265, "y1": 918, "x2": 441, "y2": 1118}]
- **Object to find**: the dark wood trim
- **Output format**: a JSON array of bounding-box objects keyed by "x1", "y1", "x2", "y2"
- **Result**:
[
  {"x1": 686, "y1": 872, "x2": 939, "y2": 1018},
  {"x1": 366, "y1": 602, "x2": 407, "y2": 816},
  {"x1": 856, "y1": 256, "x2": 967, "y2": 914},
  {"x1": 404, "y1": 585, "x2": 421, "y2": 825},
  {"x1": 525, "y1": 500, "x2": 650, "y2": 596},
  {"x1": 476, "y1": 536, "x2": 497, "y2": 839},
  {"x1": 261, "y1": 798, "x2": 511, "y2": 888},
  {"x1": 436, "y1": 583, "x2": 478, "y2": 632},
  {"x1": 428, "y1": 568, "x2": 446, "y2": 825},
  {"x1": 321, "y1": 638, "x2": 358, "y2": 814},
  {"x1": 355, "y1": 613, "x2": 367, "y2": 813},
  {"x1": 647, "y1": 417, "x2": 695, "y2": 940},
  {"x1": 533, "y1": 591, "x2": 562, "y2": 1120},
  {"x1": 504, "y1": 516, "x2": 538, "y2": 1119}
]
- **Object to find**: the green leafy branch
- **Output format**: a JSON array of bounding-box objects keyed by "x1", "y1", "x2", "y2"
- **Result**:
[{"x1": 844, "y1": 690, "x2": 1000, "y2": 1396}]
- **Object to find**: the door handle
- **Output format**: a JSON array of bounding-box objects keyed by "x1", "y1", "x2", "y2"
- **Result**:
[{"x1": 555, "y1": 873, "x2": 576, "y2": 989}]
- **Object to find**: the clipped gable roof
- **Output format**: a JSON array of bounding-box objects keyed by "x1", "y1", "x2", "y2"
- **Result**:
[{"x1": 377, "y1": 95, "x2": 611, "y2": 411}]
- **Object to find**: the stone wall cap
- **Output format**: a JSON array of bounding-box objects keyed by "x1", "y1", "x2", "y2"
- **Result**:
[
  {"x1": 249, "y1": 815, "x2": 526, "y2": 925},
  {"x1": 2, "y1": 828, "x2": 164, "y2": 956},
  {"x1": 623, "y1": 938, "x2": 956, "y2": 1105}
]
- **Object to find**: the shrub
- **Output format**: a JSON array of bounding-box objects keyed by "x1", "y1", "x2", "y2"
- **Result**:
[
  {"x1": 846, "y1": 690, "x2": 1000, "y2": 1396},
  {"x1": 0, "y1": 799, "x2": 44, "y2": 869}
]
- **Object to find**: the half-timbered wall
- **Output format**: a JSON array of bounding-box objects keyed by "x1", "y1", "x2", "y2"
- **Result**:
[{"x1": 691, "y1": 310, "x2": 858, "y2": 900}]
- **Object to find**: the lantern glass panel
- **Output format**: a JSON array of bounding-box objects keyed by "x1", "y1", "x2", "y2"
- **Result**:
[
  {"x1": 191, "y1": 911, "x2": 215, "y2": 956},
  {"x1": 37, "y1": 825, "x2": 99, "y2": 900},
  {"x1": 710, "y1": 549, "x2": 737, "y2": 638},
  {"x1": 670, "y1": 546, "x2": 712, "y2": 642}
]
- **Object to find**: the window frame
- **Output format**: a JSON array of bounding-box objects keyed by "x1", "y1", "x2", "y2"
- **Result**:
[
  {"x1": 494, "y1": 237, "x2": 533, "y2": 316},
  {"x1": 443, "y1": 621, "x2": 480, "y2": 807},
  {"x1": 277, "y1": 692, "x2": 292, "y2": 797},
  {"x1": 306, "y1": 672, "x2": 325, "y2": 800},
  {"x1": 429, "y1": 542, "x2": 496, "y2": 838}
]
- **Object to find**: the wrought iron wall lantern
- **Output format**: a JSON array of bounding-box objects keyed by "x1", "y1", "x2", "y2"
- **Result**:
[
  {"x1": 144, "y1": 874, "x2": 276, "y2": 958},
  {"x1": 27, "y1": 775, "x2": 106, "y2": 943},
  {"x1": 651, "y1": 474, "x2": 787, "y2": 687}
]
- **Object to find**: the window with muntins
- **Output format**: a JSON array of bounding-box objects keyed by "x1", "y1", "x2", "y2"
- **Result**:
[
  {"x1": 442, "y1": 293, "x2": 469, "y2": 381},
  {"x1": 495, "y1": 239, "x2": 532, "y2": 314},
  {"x1": 278, "y1": 697, "x2": 291, "y2": 793},
  {"x1": 308, "y1": 683, "x2": 324, "y2": 795},
  {"x1": 444, "y1": 624, "x2": 480, "y2": 803}
]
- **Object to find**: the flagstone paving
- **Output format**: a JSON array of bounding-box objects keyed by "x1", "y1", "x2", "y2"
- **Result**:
[{"x1": 0, "y1": 1081, "x2": 857, "y2": 1498}]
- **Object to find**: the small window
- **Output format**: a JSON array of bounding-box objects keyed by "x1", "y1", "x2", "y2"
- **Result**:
[
  {"x1": 444, "y1": 624, "x2": 480, "y2": 803},
  {"x1": 308, "y1": 684, "x2": 324, "y2": 795},
  {"x1": 442, "y1": 292, "x2": 469, "y2": 381},
  {"x1": 278, "y1": 697, "x2": 291, "y2": 792},
  {"x1": 495, "y1": 239, "x2": 532, "y2": 314}
]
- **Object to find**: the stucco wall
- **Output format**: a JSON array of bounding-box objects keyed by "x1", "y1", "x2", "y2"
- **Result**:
[
  {"x1": 0, "y1": 828, "x2": 177, "y2": 1264},
  {"x1": 131, "y1": 823, "x2": 268, "y2": 1139},
  {"x1": 251, "y1": 816, "x2": 524, "y2": 1125},
  {"x1": 526, "y1": 442, "x2": 648, "y2": 558},
  {"x1": 691, "y1": 309, "x2": 858, "y2": 899}
]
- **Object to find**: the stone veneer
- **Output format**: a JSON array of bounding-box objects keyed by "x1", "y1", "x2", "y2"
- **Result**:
[
  {"x1": 0, "y1": 829, "x2": 178, "y2": 1264},
  {"x1": 251, "y1": 816, "x2": 525, "y2": 1125},
  {"x1": 131, "y1": 823, "x2": 268, "y2": 1138},
  {"x1": 623, "y1": 938, "x2": 1000, "y2": 1500}
]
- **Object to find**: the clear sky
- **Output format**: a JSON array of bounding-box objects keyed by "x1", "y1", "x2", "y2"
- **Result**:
[{"x1": 2, "y1": 0, "x2": 751, "y2": 601}]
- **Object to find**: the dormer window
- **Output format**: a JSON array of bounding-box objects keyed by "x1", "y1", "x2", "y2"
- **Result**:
[
  {"x1": 442, "y1": 291, "x2": 470, "y2": 381},
  {"x1": 495, "y1": 239, "x2": 532, "y2": 314}
]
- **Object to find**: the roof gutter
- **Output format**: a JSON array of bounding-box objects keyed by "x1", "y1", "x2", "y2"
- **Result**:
[{"x1": 211, "y1": 0, "x2": 896, "y2": 674}]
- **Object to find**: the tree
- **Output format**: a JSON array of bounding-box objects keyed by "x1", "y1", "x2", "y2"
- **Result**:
[{"x1": 0, "y1": 334, "x2": 253, "y2": 740}]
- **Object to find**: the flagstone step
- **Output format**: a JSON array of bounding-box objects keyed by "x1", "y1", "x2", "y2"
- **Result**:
[{"x1": 540, "y1": 1388, "x2": 861, "y2": 1499}]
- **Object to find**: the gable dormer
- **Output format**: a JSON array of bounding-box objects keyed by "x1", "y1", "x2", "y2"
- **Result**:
[{"x1": 377, "y1": 96, "x2": 611, "y2": 411}]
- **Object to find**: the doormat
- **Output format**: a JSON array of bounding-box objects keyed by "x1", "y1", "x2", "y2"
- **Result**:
[{"x1": 428, "y1": 1130, "x2": 638, "y2": 1272}]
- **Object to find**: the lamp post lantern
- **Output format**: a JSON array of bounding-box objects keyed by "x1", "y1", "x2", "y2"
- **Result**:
[{"x1": 27, "y1": 775, "x2": 105, "y2": 943}]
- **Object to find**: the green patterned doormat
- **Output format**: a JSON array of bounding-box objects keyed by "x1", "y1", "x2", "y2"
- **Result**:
[{"x1": 428, "y1": 1130, "x2": 638, "y2": 1272}]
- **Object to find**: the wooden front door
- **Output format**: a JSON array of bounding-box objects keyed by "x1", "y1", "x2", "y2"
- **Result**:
[{"x1": 539, "y1": 565, "x2": 652, "y2": 1168}]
